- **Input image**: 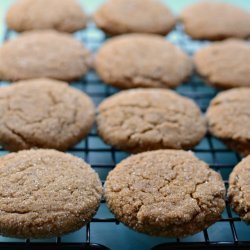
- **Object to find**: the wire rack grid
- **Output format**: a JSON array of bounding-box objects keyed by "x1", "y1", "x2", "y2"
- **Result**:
[{"x1": 0, "y1": 23, "x2": 250, "y2": 250}]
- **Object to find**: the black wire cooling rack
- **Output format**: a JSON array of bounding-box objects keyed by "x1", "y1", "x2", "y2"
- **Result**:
[{"x1": 0, "y1": 23, "x2": 250, "y2": 250}]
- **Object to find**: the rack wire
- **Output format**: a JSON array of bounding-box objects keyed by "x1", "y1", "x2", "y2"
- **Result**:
[{"x1": 0, "y1": 23, "x2": 249, "y2": 249}]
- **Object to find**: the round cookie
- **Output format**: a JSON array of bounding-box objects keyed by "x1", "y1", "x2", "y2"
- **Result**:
[
  {"x1": 95, "y1": 34, "x2": 193, "y2": 89},
  {"x1": 206, "y1": 88, "x2": 250, "y2": 156},
  {"x1": 105, "y1": 150, "x2": 225, "y2": 237},
  {"x1": 194, "y1": 39, "x2": 250, "y2": 89},
  {"x1": 181, "y1": 2, "x2": 250, "y2": 40},
  {"x1": 0, "y1": 78, "x2": 95, "y2": 151},
  {"x1": 0, "y1": 149, "x2": 102, "y2": 238},
  {"x1": 94, "y1": 0, "x2": 176, "y2": 36},
  {"x1": 97, "y1": 88, "x2": 206, "y2": 153},
  {"x1": 0, "y1": 30, "x2": 90, "y2": 81},
  {"x1": 6, "y1": 0, "x2": 87, "y2": 33},
  {"x1": 228, "y1": 155, "x2": 250, "y2": 223}
]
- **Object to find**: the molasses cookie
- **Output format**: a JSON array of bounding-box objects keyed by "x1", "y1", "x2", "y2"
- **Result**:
[
  {"x1": 0, "y1": 30, "x2": 90, "y2": 81},
  {"x1": 206, "y1": 88, "x2": 250, "y2": 156},
  {"x1": 105, "y1": 150, "x2": 225, "y2": 237},
  {"x1": 97, "y1": 88, "x2": 206, "y2": 152},
  {"x1": 95, "y1": 34, "x2": 192, "y2": 89},
  {"x1": 228, "y1": 155, "x2": 250, "y2": 223},
  {"x1": 6, "y1": 0, "x2": 87, "y2": 33},
  {"x1": 181, "y1": 2, "x2": 250, "y2": 40},
  {"x1": 0, "y1": 78, "x2": 95, "y2": 151},
  {"x1": 194, "y1": 39, "x2": 250, "y2": 89},
  {"x1": 0, "y1": 149, "x2": 102, "y2": 238},
  {"x1": 94, "y1": 0, "x2": 175, "y2": 35}
]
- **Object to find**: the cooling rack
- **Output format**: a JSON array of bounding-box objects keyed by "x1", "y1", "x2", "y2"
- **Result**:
[{"x1": 0, "y1": 23, "x2": 249, "y2": 250}]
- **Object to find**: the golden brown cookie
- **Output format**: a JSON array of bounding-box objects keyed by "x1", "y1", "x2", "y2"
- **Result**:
[
  {"x1": 194, "y1": 39, "x2": 250, "y2": 89},
  {"x1": 0, "y1": 30, "x2": 90, "y2": 81},
  {"x1": 228, "y1": 155, "x2": 250, "y2": 223},
  {"x1": 95, "y1": 34, "x2": 192, "y2": 89},
  {"x1": 6, "y1": 0, "x2": 87, "y2": 33},
  {"x1": 0, "y1": 78, "x2": 95, "y2": 151},
  {"x1": 97, "y1": 88, "x2": 206, "y2": 153},
  {"x1": 94, "y1": 0, "x2": 176, "y2": 36},
  {"x1": 206, "y1": 88, "x2": 250, "y2": 156},
  {"x1": 181, "y1": 2, "x2": 250, "y2": 40},
  {"x1": 105, "y1": 150, "x2": 225, "y2": 237},
  {"x1": 0, "y1": 149, "x2": 102, "y2": 238}
]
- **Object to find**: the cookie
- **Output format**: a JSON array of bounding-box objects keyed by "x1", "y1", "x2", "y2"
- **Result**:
[
  {"x1": 0, "y1": 149, "x2": 102, "y2": 238},
  {"x1": 105, "y1": 149, "x2": 225, "y2": 237},
  {"x1": 94, "y1": 0, "x2": 176, "y2": 36},
  {"x1": 0, "y1": 78, "x2": 95, "y2": 151},
  {"x1": 0, "y1": 30, "x2": 90, "y2": 81},
  {"x1": 228, "y1": 155, "x2": 250, "y2": 223},
  {"x1": 6, "y1": 0, "x2": 86, "y2": 33},
  {"x1": 95, "y1": 34, "x2": 192, "y2": 89},
  {"x1": 194, "y1": 39, "x2": 250, "y2": 89},
  {"x1": 97, "y1": 88, "x2": 206, "y2": 153},
  {"x1": 206, "y1": 88, "x2": 250, "y2": 156},
  {"x1": 181, "y1": 2, "x2": 250, "y2": 40}
]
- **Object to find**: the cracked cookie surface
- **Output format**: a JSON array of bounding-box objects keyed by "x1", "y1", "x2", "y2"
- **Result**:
[
  {"x1": 206, "y1": 88, "x2": 250, "y2": 156},
  {"x1": 6, "y1": 0, "x2": 87, "y2": 33},
  {"x1": 97, "y1": 88, "x2": 206, "y2": 153},
  {"x1": 95, "y1": 34, "x2": 192, "y2": 89},
  {"x1": 0, "y1": 30, "x2": 90, "y2": 81},
  {"x1": 194, "y1": 39, "x2": 250, "y2": 89},
  {"x1": 0, "y1": 78, "x2": 95, "y2": 151},
  {"x1": 0, "y1": 149, "x2": 102, "y2": 238},
  {"x1": 94, "y1": 0, "x2": 175, "y2": 36},
  {"x1": 105, "y1": 150, "x2": 225, "y2": 237},
  {"x1": 181, "y1": 2, "x2": 250, "y2": 40},
  {"x1": 228, "y1": 155, "x2": 250, "y2": 223}
]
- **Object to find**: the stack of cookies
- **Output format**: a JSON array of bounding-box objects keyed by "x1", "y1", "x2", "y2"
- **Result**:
[{"x1": 0, "y1": 0, "x2": 249, "y2": 242}]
